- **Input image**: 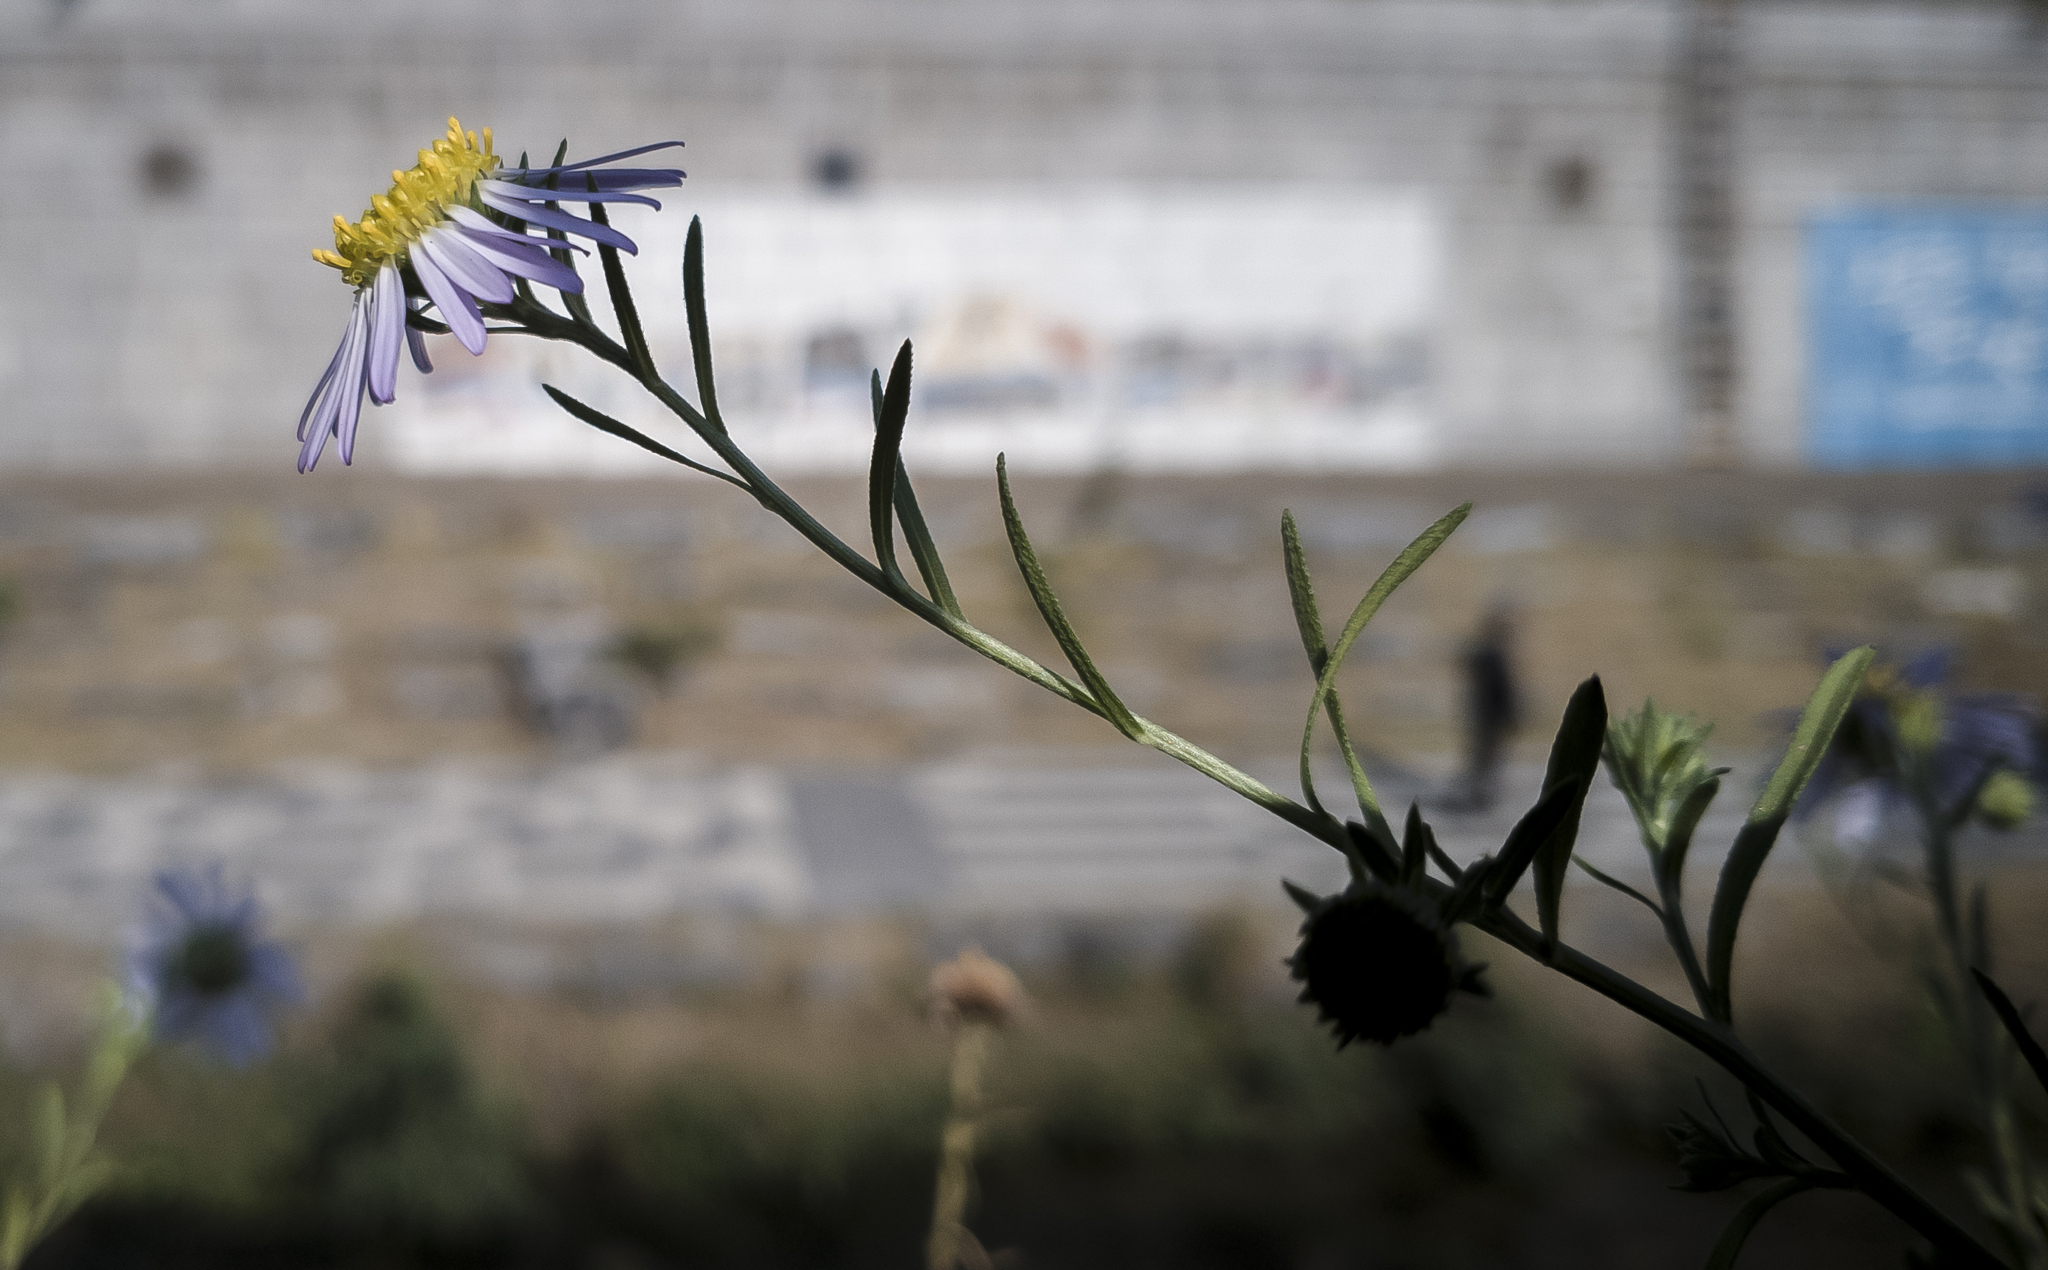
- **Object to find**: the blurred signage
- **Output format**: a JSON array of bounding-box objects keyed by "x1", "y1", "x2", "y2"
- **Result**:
[
  {"x1": 388, "y1": 189, "x2": 1440, "y2": 475},
  {"x1": 1808, "y1": 208, "x2": 2048, "y2": 468}
]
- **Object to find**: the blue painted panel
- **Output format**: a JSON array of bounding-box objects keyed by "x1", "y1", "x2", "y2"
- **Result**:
[{"x1": 1808, "y1": 209, "x2": 2048, "y2": 469}]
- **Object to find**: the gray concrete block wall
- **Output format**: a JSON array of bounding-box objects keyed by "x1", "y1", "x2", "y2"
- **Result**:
[{"x1": 2, "y1": 0, "x2": 2047, "y2": 471}]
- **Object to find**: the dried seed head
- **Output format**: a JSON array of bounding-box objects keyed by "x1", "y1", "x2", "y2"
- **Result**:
[{"x1": 929, "y1": 946, "x2": 1025, "y2": 1027}]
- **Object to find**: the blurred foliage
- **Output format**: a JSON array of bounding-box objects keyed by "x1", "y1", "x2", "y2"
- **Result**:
[
  {"x1": 607, "y1": 621, "x2": 718, "y2": 689},
  {"x1": 5, "y1": 923, "x2": 2000, "y2": 1269}
]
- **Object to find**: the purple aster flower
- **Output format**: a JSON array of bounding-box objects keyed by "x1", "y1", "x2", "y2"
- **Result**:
[
  {"x1": 1795, "y1": 648, "x2": 2040, "y2": 836},
  {"x1": 297, "y1": 118, "x2": 684, "y2": 472},
  {"x1": 125, "y1": 864, "x2": 301, "y2": 1067}
]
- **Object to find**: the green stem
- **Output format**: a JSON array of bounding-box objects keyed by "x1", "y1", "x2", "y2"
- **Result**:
[
  {"x1": 1473, "y1": 903, "x2": 2005, "y2": 1267},
  {"x1": 498, "y1": 279, "x2": 2000, "y2": 1268}
]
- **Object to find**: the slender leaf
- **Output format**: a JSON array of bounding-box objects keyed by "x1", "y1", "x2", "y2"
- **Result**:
[
  {"x1": 540, "y1": 143, "x2": 595, "y2": 327},
  {"x1": 1706, "y1": 647, "x2": 1874, "y2": 1022},
  {"x1": 863, "y1": 367, "x2": 961, "y2": 614},
  {"x1": 1659, "y1": 776, "x2": 1722, "y2": 900},
  {"x1": 867, "y1": 342, "x2": 915, "y2": 590},
  {"x1": 681, "y1": 216, "x2": 727, "y2": 434},
  {"x1": 1573, "y1": 855, "x2": 1663, "y2": 918},
  {"x1": 1441, "y1": 855, "x2": 1498, "y2": 925},
  {"x1": 541, "y1": 385, "x2": 747, "y2": 489},
  {"x1": 1532, "y1": 677, "x2": 1608, "y2": 949},
  {"x1": 995, "y1": 455, "x2": 1142, "y2": 741},
  {"x1": 1401, "y1": 803, "x2": 1429, "y2": 885},
  {"x1": 1297, "y1": 504, "x2": 1470, "y2": 818},
  {"x1": 1426, "y1": 838, "x2": 1465, "y2": 884},
  {"x1": 1350, "y1": 807, "x2": 1402, "y2": 882},
  {"x1": 1974, "y1": 970, "x2": 2048, "y2": 1102},
  {"x1": 1968, "y1": 883, "x2": 1991, "y2": 979},
  {"x1": 894, "y1": 459, "x2": 961, "y2": 617},
  {"x1": 1745, "y1": 1090, "x2": 1809, "y2": 1172},
  {"x1": 1281, "y1": 511, "x2": 1378, "y2": 819},
  {"x1": 1282, "y1": 879, "x2": 1322, "y2": 915},
  {"x1": 588, "y1": 198, "x2": 655, "y2": 379},
  {"x1": 1485, "y1": 776, "x2": 1585, "y2": 910},
  {"x1": 1749, "y1": 646, "x2": 1875, "y2": 824},
  {"x1": 1705, "y1": 1175, "x2": 1834, "y2": 1270}
]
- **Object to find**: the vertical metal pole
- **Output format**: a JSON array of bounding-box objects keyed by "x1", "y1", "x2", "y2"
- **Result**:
[{"x1": 1673, "y1": 0, "x2": 1743, "y2": 467}]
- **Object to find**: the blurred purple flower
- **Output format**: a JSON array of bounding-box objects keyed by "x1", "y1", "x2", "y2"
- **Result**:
[
  {"x1": 1796, "y1": 648, "x2": 2040, "y2": 833},
  {"x1": 126, "y1": 864, "x2": 300, "y2": 1067}
]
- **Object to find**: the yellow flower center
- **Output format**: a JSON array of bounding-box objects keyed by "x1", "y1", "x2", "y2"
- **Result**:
[{"x1": 312, "y1": 118, "x2": 499, "y2": 288}]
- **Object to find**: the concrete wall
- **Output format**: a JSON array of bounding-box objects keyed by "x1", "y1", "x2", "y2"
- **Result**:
[{"x1": 2, "y1": 0, "x2": 2047, "y2": 471}]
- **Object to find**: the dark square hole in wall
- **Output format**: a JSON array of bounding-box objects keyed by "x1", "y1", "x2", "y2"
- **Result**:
[
  {"x1": 1545, "y1": 154, "x2": 1595, "y2": 214},
  {"x1": 811, "y1": 146, "x2": 862, "y2": 193},
  {"x1": 140, "y1": 142, "x2": 200, "y2": 199}
]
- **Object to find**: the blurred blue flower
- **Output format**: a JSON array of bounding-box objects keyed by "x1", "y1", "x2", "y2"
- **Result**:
[
  {"x1": 126, "y1": 865, "x2": 301, "y2": 1067},
  {"x1": 1796, "y1": 648, "x2": 2040, "y2": 839}
]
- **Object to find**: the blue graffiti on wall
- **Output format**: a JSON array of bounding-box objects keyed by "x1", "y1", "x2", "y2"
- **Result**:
[{"x1": 1809, "y1": 209, "x2": 2048, "y2": 468}]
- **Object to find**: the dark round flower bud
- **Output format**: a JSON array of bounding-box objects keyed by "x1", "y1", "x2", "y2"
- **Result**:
[{"x1": 1287, "y1": 884, "x2": 1488, "y2": 1047}]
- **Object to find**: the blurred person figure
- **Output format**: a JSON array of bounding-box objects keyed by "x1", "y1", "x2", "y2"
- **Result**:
[{"x1": 1451, "y1": 603, "x2": 1520, "y2": 811}]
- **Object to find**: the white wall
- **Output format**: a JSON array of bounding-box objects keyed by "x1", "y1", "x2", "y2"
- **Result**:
[{"x1": 1, "y1": 0, "x2": 2045, "y2": 472}]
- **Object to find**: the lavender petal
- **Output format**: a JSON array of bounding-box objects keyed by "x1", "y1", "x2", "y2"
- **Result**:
[
  {"x1": 405, "y1": 313, "x2": 434, "y2": 373},
  {"x1": 509, "y1": 139, "x2": 684, "y2": 174},
  {"x1": 409, "y1": 245, "x2": 488, "y2": 354},
  {"x1": 297, "y1": 302, "x2": 358, "y2": 440},
  {"x1": 445, "y1": 205, "x2": 589, "y2": 254},
  {"x1": 452, "y1": 227, "x2": 585, "y2": 294},
  {"x1": 478, "y1": 190, "x2": 638, "y2": 253},
  {"x1": 332, "y1": 297, "x2": 375, "y2": 465},
  {"x1": 481, "y1": 179, "x2": 661, "y2": 209},
  {"x1": 418, "y1": 229, "x2": 516, "y2": 305},
  {"x1": 366, "y1": 265, "x2": 403, "y2": 404},
  {"x1": 298, "y1": 296, "x2": 369, "y2": 472}
]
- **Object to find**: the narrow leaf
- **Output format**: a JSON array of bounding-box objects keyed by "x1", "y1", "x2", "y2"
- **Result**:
[
  {"x1": 1745, "y1": 1090, "x2": 1808, "y2": 1172},
  {"x1": 1573, "y1": 855, "x2": 1663, "y2": 918},
  {"x1": 1349, "y1": 809, "x2": 1402, "y2": 882},
  {"x1": 1749, "y1": 646, "x2": 1875, "y2": 823},
  {"x1": 1705, "y1": 818, "x2": 1785, "y2": 1024},
  {"x1": 1401, "y1": 803, "x2": 1429, "y2": 886},
  {"x1": 1485, "y1": 777, "x2": 1585, "y2": 910},
  {"x1": 681, "y1": 216, "x2": 728, "y2": 434},
  {"x1": 589, "y1": 197, "x2": 655, "y2": 379},
  {"x1": 1968, "y1": 883, "x2": 1991, "y2": 979},
  {"x1": 894, "y1": 460, "x2": 961, "y2": 617},
  {"x1": 1704, "y1": 1175, "x2": 1829, "y2": 1270},
  {"x1": 996, "y1": 455, "x2": 1143, "y2": 741},
  {"x1": 541, "y1": 386, "x2": 748, "y2": 490},
  {"x1": 1974, "y1": 969, "x2": 2048, "y2": 1102},
  {"x1": 540, "y1": 143, "x2": 594, "y2": 327},
  {"x1": 1706, "y1": 648, "x2": 1874, "y2": 1022},
  {"x1": 868, "y1": 341, "x2": 914, "y2": 590},
  {"x1": 1297, "y1": 504, "x2": 1470, "y2": 818},
  {"x1": 1532, "y1": 677, "x2": 1608, "y2": 949},
  {"x1": 1282, "y1": 879, "x2": 1322, "y2": 915},
  {"x1": 1441, "y1": 855, "x2": 1498, "y2": 925},
  {"x1": 31, "y1": 1085, "x2": 62, "y2": 1193},
  {"x1": 1658, "y1": 776, "x2": 1722, "y2": 903},
  {"x1": 1426, "y1": 838, "x2": 1465, "y2": 884},
  {"x1": 1281, "y1": 511, "x2": 1378, "y2": 819}
]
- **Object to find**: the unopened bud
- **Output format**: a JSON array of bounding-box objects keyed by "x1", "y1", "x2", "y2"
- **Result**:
[{"x1": 1977, "y1": 769, "x2": 2035, "y2": 831}]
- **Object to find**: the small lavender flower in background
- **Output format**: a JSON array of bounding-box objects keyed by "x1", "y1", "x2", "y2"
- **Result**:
[
  {"x1": 297, "y1": 117, "x2": 684, "y2": 472},
  {"x1": 1796, "y1": 648, "x2": 2039, "y2": 844},
  {"x1": 126, "y1": 865, "x2": 300, "y2": 1067}
]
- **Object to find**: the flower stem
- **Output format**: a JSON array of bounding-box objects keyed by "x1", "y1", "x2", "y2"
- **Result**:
[
  {"x1": 1474, "y1": 903, "x2": 2005, "y2": 1267},
  {"x1": 928, "y1": 1021, "x2": 994, "y2": 1270},
  {"x1": 500, "y1": 276, "x2": 2004, "y2": 1269}
]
